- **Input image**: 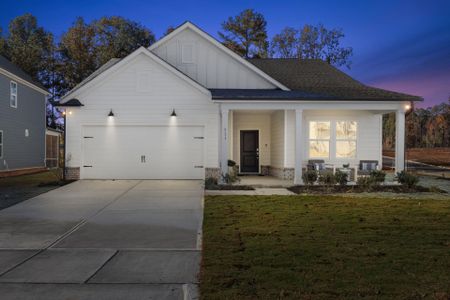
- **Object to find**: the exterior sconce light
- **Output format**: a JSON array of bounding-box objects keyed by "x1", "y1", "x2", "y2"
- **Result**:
[
  {"x1": 405, "y1": 104, "x2": 411, "y2": 111},
  {"x1": 108, "y1": 109, "x2": 115, "y2": 117},
  {"x1": 170, "y1": 109, "x2": 177, "y2": 117}
]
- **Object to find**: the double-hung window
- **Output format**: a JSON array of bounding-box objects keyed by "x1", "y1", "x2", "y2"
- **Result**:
[
  {"x1": 336, "y1": 121, "x2": 357, "y2": 158},
  {"x1": 309, "y1": 121, "x2": 331, "y2": 158},
  {"x1": 0, "y1": 130, "x2": 3, "y2": 158},
  {"x1": 10, "y1": 81, "x2": 17, "y2": 108}
]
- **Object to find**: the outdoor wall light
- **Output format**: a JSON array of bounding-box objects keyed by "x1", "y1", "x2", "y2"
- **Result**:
[
  {"x1": 170, "y1": 109, "x2": 177, "y2": 117},
  {"x1": 108, "y1": 109, "x2": 115, "y2": 117},
  {"x1": 405, "y1": 104, "x2": 411, "y2": 111}
]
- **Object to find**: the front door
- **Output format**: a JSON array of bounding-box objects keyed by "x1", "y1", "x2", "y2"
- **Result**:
[{"x1": 240, "y1": 130, "x2": 259, "y2": 173}]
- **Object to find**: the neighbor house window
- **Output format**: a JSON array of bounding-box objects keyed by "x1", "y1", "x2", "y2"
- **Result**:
[
  {"x1": 0, "y1": 130, "x2": 3, "y2": 158},
  {"x1": 336, "y1": 121, "x2": 357, "y2": 158},
  {"x1": 181, "y1": 43, "x2": 194, "y2": 63},
  {"x1": 309, "y1": 121, "x2": 330, "y2": 158},
  {"x1": 10, "y1": 81, "x2": 17, "y2": 108}
]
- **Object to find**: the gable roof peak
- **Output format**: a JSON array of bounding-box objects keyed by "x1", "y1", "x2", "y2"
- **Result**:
[{"x1": 149, "y1": 21, "x2": 290, "y2": 91}]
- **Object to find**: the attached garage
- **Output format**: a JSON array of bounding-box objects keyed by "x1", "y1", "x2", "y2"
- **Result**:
[{"x1": 82, "y1": 126, "x2": 204, "y2": 179}]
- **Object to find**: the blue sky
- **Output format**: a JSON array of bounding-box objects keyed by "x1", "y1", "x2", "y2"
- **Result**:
[{"x1": 1, "y1": 0, "x2": 449, "y2": 107}]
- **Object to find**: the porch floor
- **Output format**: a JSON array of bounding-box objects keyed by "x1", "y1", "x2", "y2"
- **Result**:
[{"x1": 236, "y1": 175, "x2": 293, "y2": 188}]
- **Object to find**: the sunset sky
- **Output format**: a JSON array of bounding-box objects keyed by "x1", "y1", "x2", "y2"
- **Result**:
[{"x1": 1, "y1": 0, "x2": 449, "y2": 107}]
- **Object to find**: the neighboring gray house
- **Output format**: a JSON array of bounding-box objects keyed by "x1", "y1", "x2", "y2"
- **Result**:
[{"x1": 0, "y1": 55, "x2": 49, "y2": 175}]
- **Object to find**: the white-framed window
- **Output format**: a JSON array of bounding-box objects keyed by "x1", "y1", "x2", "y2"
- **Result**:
[
  {"x1": 309, "y1": 121, "x2": 330, "y2": 158},
  {"x1": 336, "y1": 121, "x2": 357, "y2": 158},
  {"x1": 10, "y1": 81, "x2": 17, "y2": 108},
  {"x1": 0, "y1": 130, "x2": 3, "y2": 158},
  {"x1": 181, "y1": 43, "x2": 195, "y2": 64}
]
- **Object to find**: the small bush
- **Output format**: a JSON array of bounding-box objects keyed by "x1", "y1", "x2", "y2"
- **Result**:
[
  {"x1": 369, "y1": 170, "x2": 386, "y2": 185},
  {"x1": 357, "y1": 176, "x2": 373, "y2": 190},
  {"x1": 204, "y1": 177, "x2": 219, "y2": 189},
  {"x1": 318, "y1": 171, "x2": 336, "y2": 186},
  {"x1": 397, "y1": 171, "x2": 419, "y2": 188},
  {"x1": 302, "y1": 170, "x2": 318, "y2": 186},
  {"x1": 334, "y1": 170, "x2": 348, "y2": 186},
  {"x1": 222, "y1": 171, "x2": 240, "y2": 184}
]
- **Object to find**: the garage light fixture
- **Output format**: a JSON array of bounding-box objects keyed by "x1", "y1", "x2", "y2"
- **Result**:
[
  {"x1": 108, "y1": 109, "x2": 115, "y2": 117},
  {"x1": 170, "y1": 109, "x2": 177, "y2": 117}
]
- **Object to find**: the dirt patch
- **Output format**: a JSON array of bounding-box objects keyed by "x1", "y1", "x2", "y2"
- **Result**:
[
  {"x1": 288, "y1": 184, "x2": 446, "y2": 194},
  {"x1": 384, "y1": 147, "x2": 450, "y2": 166}
]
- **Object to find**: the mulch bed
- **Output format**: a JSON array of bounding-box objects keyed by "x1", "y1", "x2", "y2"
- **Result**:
[
  {"x1": 205, "y1": 185, "x2": 255, "y2": 190},
  {"x1": 288, "y1": 184, "x2": 446, "y2": 194}
]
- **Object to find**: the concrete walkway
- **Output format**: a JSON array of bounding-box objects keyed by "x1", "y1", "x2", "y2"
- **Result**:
[{"x1": 0, "y1": 180, "x2": 203, "y2": 300}]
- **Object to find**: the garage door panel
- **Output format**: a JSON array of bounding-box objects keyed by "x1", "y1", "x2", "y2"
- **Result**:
[{"x1": 82, "y1": 126, "x2": 204, "y2": 179}]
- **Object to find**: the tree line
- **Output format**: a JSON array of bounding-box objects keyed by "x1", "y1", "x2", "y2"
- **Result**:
[
  {"x1": 383, "y1": 100, "x2": 450, "y2": 149},
  {"x1": 0, "y1": 9, "x2": 352, "y2": 104}
]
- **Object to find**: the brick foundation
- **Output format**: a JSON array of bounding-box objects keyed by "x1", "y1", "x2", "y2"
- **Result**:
[
  {"x1": 65, "y1": 167, "x2": 80, "y2": 180},
  {"x1": 205, "y1": 168, "x2": 221, "y2": 180},
  {"x1": 269, "y1": 167, "x2": 295, "y2": 180},
  {"x1": 0, "y1": 167, "x2": 47, "y2": 178}
]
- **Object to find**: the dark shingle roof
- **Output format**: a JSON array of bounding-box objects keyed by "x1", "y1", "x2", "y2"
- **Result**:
[
  {"x1": 210, "y1": 89, "x2": 337, "y2": 100},
  {"x1": 55, "y1": 98, "x2": 84, "y2": 107},
  {"x1": 247, "y1": 58, "x2": 422, "y2": 101},
  {"x1": 0, "y1": 55, "x2": 48, "y2": 92}
]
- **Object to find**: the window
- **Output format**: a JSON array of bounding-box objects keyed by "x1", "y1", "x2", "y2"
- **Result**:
[
  {"x1": 10, "y1": 81, "x2": 17, "y2": 108},
  {"x1": 0, "y1": 130, "x2": 3, "y2": 158},
  {"x1": 309, "y1": 121, "x2": 330, "y2": 158},
  {"x1": 336, "y1": 121, "x2": 357, "y2": 158},
  {"x1": 181, "y1": 43, "x2": 194, "y2": 63}
]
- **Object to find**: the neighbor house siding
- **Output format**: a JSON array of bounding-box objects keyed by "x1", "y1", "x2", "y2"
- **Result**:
[
  {"x1": 283, "y1": 110, "x2": 381, "y2": 168},
  {"x1": 270, "y1": 110, "x2": 284, "y2": 168},
  {"x1": 232, "y1": 112, "x2": 271, "y2": 171},
  {"x1": 0, "y1": 73, "x2": 46, "y2": 171},
  {"x1": 65, "y1": 53, "x2": 219, "y2": 178},
  {"x1": 152, "y1": 28, "x2": 277, "y2": 89}
]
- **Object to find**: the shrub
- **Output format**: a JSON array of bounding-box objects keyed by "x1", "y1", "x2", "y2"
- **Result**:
[
  {"x1": 356, "y1": 176, "x2": 373, "y2": 190},
  {"x1": 334, "y1": 170, "x2": 348, "y2": 186},
  {"x1": 369, "y1": 170, "x2": 386, "y2": 185},
  {"x1": 318, "y1": 171, "x2": 336, "y2": 186},
  {"x1": 222, "y1": 171, "x2": 240, "y2": 184},
  {"x1": 204, "y1": 177, "x2": 219, "y2": 189},
  {"x1": 302, "y1": 170, "x2": 318, "y2": 186},
  {"x1": 397, "y1": 171, "x2": 419, "y2": 188}
]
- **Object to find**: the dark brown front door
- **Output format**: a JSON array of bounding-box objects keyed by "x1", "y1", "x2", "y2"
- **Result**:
[{"x1": 240, "y1": 130, "x2": 259, "y2": 173}]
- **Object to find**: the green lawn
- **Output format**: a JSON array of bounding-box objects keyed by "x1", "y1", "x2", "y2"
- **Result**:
[{"x1": 201, "y1": 195, "x2": 450, "y2": 299}]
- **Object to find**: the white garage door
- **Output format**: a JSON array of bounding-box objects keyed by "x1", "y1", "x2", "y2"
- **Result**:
[{"x1": 82, "y1": 126, "x2": 204, "y2": 179}]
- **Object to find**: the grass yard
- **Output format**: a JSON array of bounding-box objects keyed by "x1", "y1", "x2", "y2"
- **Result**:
[
  {"x1": 201, "y1": 195, "x2": 450, "y2": 299},
  {"x1": 0, "y1": 170, "x2": 68, "y2": 210}
]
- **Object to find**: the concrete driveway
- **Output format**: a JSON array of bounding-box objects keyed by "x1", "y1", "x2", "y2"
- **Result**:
[{"x1": 0, "y1": 180, "x2": 203, "y2": 299}]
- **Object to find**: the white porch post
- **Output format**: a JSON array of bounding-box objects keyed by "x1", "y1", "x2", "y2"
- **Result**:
[
  {"x1": 395, "y1": 109, "x2": 405, "y2": 174},
  {"x1": 220, "y1": 108, "x2": 229, "y2": 178},
  {"x1": 294, "y1": 109, "x2": 304, "y2": 185}
]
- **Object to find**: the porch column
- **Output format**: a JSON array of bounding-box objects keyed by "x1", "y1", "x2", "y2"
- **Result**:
[
  {"x1": 294, "y1": 109, "x2": 304, "y2": 185},
  {"x1": 220, "y1": 108, "x2": 229, "y2": 177},
  {"x1": 395, "y1": 109, "x2": 405, "y2": 173}
]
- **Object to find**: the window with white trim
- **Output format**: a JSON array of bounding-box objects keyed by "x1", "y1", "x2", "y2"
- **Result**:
[
  {"x1": 336, "y1": 121, "x2": 357, "y2": 158},
  {"x1": 10, "y1": 81, "x2": 17, "y2": 108},
  {"x1": 309, "y1": 121, "x2": 330, "y2": 158},
  {"x1": 0, "y1": 130, "x2": 3, "y2": 158},
  {"x1": 181, "y1": 43, "x2": 194, "y2": 63}
]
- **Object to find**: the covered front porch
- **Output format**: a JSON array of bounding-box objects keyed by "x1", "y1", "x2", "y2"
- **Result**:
[{"x1": 219, "y1": 101, "x2": 409, "y2": 185}]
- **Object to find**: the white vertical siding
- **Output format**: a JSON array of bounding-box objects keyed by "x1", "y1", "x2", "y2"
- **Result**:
[
  {"x1": 270, "y1": 111, "x2": 285, "y2": 168},
  {"x1": 65, "y1": 53, "x2": 219, "y2": 175},
  {"x1": 152, "y1": 28, "x2": 276, "y2": 89},
  {"x1": 232, "y1": 112, "x2": 271, "y2": 168}
]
